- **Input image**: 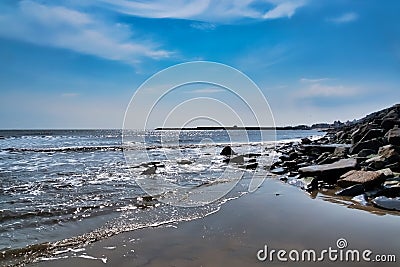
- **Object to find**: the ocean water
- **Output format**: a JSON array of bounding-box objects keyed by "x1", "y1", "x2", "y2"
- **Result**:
[{"x1": 0, "y1": 129, "x2": 322, "y2": 263}]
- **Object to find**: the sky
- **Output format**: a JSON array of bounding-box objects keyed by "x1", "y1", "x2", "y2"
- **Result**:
[{"x1": 0, "y1": 0, "x2": 399, "y2": 129}]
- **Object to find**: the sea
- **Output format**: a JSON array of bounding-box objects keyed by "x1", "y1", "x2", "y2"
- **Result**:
[{"x1": 0, "y1": 129, "x2": 322, "y2": 264}]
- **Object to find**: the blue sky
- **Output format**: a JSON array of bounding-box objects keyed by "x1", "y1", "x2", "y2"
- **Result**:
[{"x1": 0, "y1": 0, "x2": 399, "y2": 129}]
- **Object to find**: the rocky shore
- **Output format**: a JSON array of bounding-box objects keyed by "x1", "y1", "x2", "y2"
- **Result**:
[{"x1": 269, "y1": 104, "x2": 400, "y2": 212}]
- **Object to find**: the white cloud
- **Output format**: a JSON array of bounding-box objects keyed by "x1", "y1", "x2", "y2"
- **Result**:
[
  {"x1": 98, "y1": 0, "x2": 307, "y2": 22},
  {"x1": 0, "y1": 1, "x2": 172, "y2": 64},
  {"x1": 263, "y1": 0, "x2": 306, "y2": 19},
  {"x1": 328, "y1": 12, "x2": 359, "y2": 24},
  {"x1": 296, "y1": 83, "x2": 359, "y2": 98}
]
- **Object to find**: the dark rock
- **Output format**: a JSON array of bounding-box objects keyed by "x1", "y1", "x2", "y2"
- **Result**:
[
  {"x1": 358, "y1": 129, "x2": 383, "y2": 143},
  {"x1": 372, "y1": 196, "x2": 400, "y2": 211},
  {"x1": 288, "y1": 152, "x2": 299, "y2": 160},
  {"x1": 385, "y1": 162, "x2": 400, "y2": 172},
  {"x1": 270, "y1": 167, "x2": 286, "y2": 175},
  {"x1": 385, "y1": 127, "x2": 400, "y2": 146},
  {"x1": 298, "y1": 158, "x2": 357, "y2": 181},
  {"x1": 338, "y1": 170, "x2": 385, "y2": 188},
  {"x1": 177, "y1": 159, "x2": 192, "y2": 165},
  {"x1": 141, "y1": 166, "x2": 157, "y2": 175},
  {"x1": 381, "y1": 119, "x2": 400, "y2": 130},
  {"x1": 279, "y1": 154, "x2": 290, "y2": 161},
  {"x1": 349, "y1": 138, "x2": 383, "y2": 154},
  {"x1": 357, "y1": 149, "x2": 376, "y2": 157},
  {"x1": 248, "y1": 158, "x2": 257, "y2": 163},
  {"x1": 351, "y1": 124, "x2": 374, "y2": 144},
  {"x1": 301, "y1": 137, "x2": 312, "y2": 144},
  {"x1": 220, "y1": 146, "x2": 236, "y2": 156},
  {"x1": 244, "y1": 153, "x2": 262, "y2": 158},
  {"x1": 229, "y1": 155, "x2": 245, "y2": 164},
  {"x1": 378, "y1": 145, "x2": 400, "y2": 163},
  {"x1": 238, "y1": 162, "x2": 258, "y2": 169},
  {"x1": 335, "y1": 184, "x2": 365, "y2": 196}
]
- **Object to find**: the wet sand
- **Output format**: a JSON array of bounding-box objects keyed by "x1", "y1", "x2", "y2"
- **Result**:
[{"x1": 33, "y1": 178, "x2": 400, "y2": 267}]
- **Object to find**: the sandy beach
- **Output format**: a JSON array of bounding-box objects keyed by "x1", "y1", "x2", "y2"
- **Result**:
[{"x1": 33, "y1": 178, "x2": 399, "y2": 267}]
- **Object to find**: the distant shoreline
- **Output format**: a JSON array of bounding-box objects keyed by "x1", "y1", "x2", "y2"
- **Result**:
[{"x1": 155, "y1": 126, "x2": 322, "y2": 131}]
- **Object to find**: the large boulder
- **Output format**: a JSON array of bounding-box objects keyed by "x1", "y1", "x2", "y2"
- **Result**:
[
  {"x1": 349, "y1": 138, "x2": 383, "y2": 154},
  {"x1": 220, "y1": 146, "x2": 236, "y2": 156},
  {"x1": 298, "y1": 158, "x2": 357, "y2": 181},
  {"x1": 385, "y1": 127, "x2": 400, "y2": 146},
  {"x1": 337, "y1": 170, "x2": 385, "y2": 188},
  {"x1": 378, "y1": 145, "x2": 400, "y2": 163}
]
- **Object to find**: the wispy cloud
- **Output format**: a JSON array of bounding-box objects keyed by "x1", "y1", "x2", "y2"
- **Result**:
[
  {"x1": 300, "y1": 77, "x2": 332, "y2": 83},
  {"x1": 328, "y1": 12, "x2": 359, "y2": 24},
  {"x1": 263, "y1": 0, "x2": 306, "y2": 19},
  {"x1": 295, "y1": 82, "x2": 359, "y2": 98},
  {"x1": 98, "y1": 0, "x2": 308, "y2": 22},
  {"x1": 0, "y1": 1, "x2": 172, "y2": 65},
  {"x1": 189, "y1": 88, "x2": 225, "y2": 94}
]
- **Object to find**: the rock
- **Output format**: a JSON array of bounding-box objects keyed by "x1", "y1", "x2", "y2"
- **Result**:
[
  {"x1": 349, "y1": 138, "x2": 383, "y2": 154},
  {"x1": 385, "y1": 162, "x2": 400, "y2": 172},
  {"x1": 357, "y1": 149, "x2": 376, "y2": 157},
  {"x1": 381, "y1": 178, "x2": 400, "y2": 197},
  {"x1": 338, "y1": 170, "x2": 385, "y2": 188},
  {"x1": 238, "y1": 162, "x2": 258, "y2": 169},
  {"x1": 335, "y1": 184, "x2": 365, "y2": 196},
  {"x1": 381, "y1": 119, "x2": 400, "y2": 130},
  {"x1": 378, "y1": 145, "x2": 400, "y2": 163},
  {"x1": 244, "y1": 153, "x2": 262, "y2": 158},
  {"x1": 141, "y1": 166, "x2": 157, "y2": 175},
  {"x1": 372, "y1": 196, "x2": 400, "y2": 211},
  {"x1": 270, "y1": 167, "x2": 286, "y2": 175},
  {"x1": 301, "y1": 137, "x2": 312, "y2": 144},
  {"x1": 220, "y1": 146, "x2": 236, "y2": 156},
  {"x1": 303, "y1": 144, "x2": 349, "y2": 154},
  {"x1": 351, "y1": 194, "x2": 369, "y2": 206},
  {"x1": 376, "y1": 168, "x2": 393, "y2": 177},
  {"x1": 177, "y1": 159, "x2": 192, "y2": 165},
  {"x1": 228, "y1": 155, "x2": 245, "y2": 164},
  {"x1": 333, "y1": 146, "x2": 349, "y2": 157},
  {"x1": 358, "y1": 129, "x2": 383, "y2": 143},
  {"x1": 351, "y1": 124, "x2": 374, "y2": 144},
  {"x1": 298, "y1": 158, "x2": 358, "y2": 181},
  {"x1": 288, "y1": 152, "x2": 299, "y2": 160},
  {"x1": 385, "y1": 128, "x2": 400, "y2": 145}
]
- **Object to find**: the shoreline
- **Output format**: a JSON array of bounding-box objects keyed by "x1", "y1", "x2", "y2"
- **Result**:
[{"x1": 33, "y1": 178, "x2": 399, "y2": 267}]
